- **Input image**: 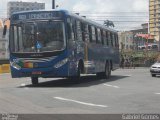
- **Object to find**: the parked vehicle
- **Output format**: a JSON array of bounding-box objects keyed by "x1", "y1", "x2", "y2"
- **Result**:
[
  {"x1": 138, "y1": 44, "x2": 158, "y2": 51},
  {"x1": 150, "y1": 61, "x2": 160, "y2": 77}
]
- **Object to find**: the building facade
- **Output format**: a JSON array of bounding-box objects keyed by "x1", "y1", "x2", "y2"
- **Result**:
[
  {"x1": 131, "y1": 23, "x2": 149, "y2": 50},
  {"x1": 118, "y1": 31, "x2": 134, "y2": 51},
  {"x1": 0, "y1": 19, "x2": 10, "y2": 60},
  {"x1": 7, "y1": 1, "x2": 45, "y2": 17},
  {"x1": 0, "y1": 38, "x2": 8, "y2": 59},
  {"x1": 119, "y1": 23, "x2": 153, "y2": 51},
  {"x1": 0, "y1": 1, "x2": 45, "y2": 59},
  {"x1": 149, "y1": 0, "x2": 160, "y2": 40}
]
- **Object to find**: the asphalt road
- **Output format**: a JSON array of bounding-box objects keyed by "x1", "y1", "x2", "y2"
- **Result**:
[{"x1": 0, "y1": 68, "x2": 160, "y2": 114}]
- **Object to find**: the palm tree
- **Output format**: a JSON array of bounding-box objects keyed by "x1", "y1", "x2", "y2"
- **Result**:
[{"x1": 104, "y1": 20, "x2": 115, "y2": 28}]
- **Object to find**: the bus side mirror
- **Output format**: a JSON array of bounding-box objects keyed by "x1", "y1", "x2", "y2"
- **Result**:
[{"x1": 3, "y1": 25, "x2": 7, "y2": 37}]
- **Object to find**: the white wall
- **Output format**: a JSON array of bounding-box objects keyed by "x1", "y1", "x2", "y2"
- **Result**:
[{"x1": 0, "y1": 28, "x2": 9, "y2": 60}]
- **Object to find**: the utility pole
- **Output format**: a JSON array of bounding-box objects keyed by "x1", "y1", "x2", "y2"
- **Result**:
[{"x1": 52, "y1": 0, "x2": 55, "y2": 9}]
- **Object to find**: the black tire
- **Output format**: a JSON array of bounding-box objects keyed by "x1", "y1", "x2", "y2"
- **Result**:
[
  {"x1": 31, "y1": 77, "x2": 39, "y2": 85},
  {"x1": 105, "y1": 62, "x2": 111, "y2": 79},
  {"x1": 77, "y1": 64, "x2": 82, "y2": 80},
  {"x1": 70, "y1": 63, "x2": 82, "y2": 81},
  {"x1": 152, "y1": 74, "x2": 156, "y2": 77}
]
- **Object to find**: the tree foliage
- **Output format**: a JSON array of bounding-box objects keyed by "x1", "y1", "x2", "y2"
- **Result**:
[{"x1": 104, "y1": 20, "x2": 115, "y2": 28}]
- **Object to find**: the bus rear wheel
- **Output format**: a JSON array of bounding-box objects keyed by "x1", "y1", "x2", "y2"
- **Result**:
[
  {"x1": 105, "y1": 62, "x2": 111, "y2": 79},
  {"x1": 31, "y1": 77, "x2": 39, "y2": 85}
]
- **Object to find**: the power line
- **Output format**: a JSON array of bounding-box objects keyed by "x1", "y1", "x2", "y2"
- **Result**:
[
  {"x1": 0, "y1": 9, "x2": 148, "y2": 13},
  {"x1": 87, "y1": 16, "x2": 148, "y2": 17},
  {"x1": 91, "y1": 20, "x2": 149, "y2": 22},
  {"x1": 72, "y1": 11, "x2": 148, "y2": 13}
]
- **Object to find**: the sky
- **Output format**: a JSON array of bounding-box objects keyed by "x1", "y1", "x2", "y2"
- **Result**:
[{"x1": 0, "y1": 0, "x2": 149, "y2": 31}]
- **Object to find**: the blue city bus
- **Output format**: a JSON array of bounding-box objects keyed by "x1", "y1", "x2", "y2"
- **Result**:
[{"x1": 9, "y1": 9, "x2": 120, "y2": 85}]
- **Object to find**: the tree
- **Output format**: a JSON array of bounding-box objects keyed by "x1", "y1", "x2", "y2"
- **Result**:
[{"x1": 104, "y1": 20, "x2": 115, "y2": 28}]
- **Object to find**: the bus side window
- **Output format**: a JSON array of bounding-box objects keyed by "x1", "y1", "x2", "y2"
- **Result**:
[
  {"x1": 72, "y1": 19, "x2": 76, "y2": 41},
  {"x1": 110, "y1": 32, "x2": 113, "y2": 47},
  {"x1": 76, "y1": 20, "x2": 83, "y2": 41},
  {"x1": 114, "y1": 34, "x2": 117, "y2": 48},
  {"x1": 115, "y1": 34, "x2": 119, "y2": 48},
  {"x1": 67, "y1": 18, "x2": 75, "y2": 41},
  {"x1": 97, "y1": 28, "x2": 101, "y2": 44},
  {"x1": 95, "y1": 28, "x2": 98, "y2": 43},
  {"x1": 106, "y1": 31, "x2": 109, "y2": 46},
  {"x1": 91, "y1": 26, "x2": 96, "y2": 43},
  {"x1": 14, "y1": 26, "x2": 18, "y2": 52},
  {"x1": 108, "y1": 32, "x2": 111, "y2": 46},
  {"x1": 88, "y1": 25, "x2": 92, "y2": 42},
  {"x1": 81, "y1": 22, "x2": 89, "y2": 42},
  {"x1": 10, "y1": 26, "x2": 15, "y2": 52},
  {"x1": 112, "y1": 33, "x2": 115, "y2": 47},
  {"x1": 18, "y1": 26, "x2": 23, "y2": 51},
  {"x1": 81, "y1": 22, "x2": 84, "y2": 41},
  {"x1": 103, "y1": 30, "x2": 107, "y2": 45},
  {"x1": 67, "y1": 18, "x2": 71, "y2": 40},
  {"x1": 83, "y1": 24, "x2": 89, "y2": 42},
  {"x1": 101, "y1": 29, "x2": 104, "y2": 45}
]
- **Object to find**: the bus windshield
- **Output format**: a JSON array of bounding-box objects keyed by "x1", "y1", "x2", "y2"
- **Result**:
[{"x1": 10, "y1": 21, "x2": 65, "y2": 53}]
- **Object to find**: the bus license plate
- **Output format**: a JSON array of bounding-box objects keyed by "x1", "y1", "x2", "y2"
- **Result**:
[{"x1": 32, "y1": 71, "x2": 42, "y2": 75}]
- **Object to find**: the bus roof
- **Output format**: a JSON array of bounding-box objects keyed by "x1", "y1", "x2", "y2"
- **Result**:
[
  {"x1": 67, "y1": 11, "x2": 117, "y2": 33},
  {"x1": 11, "y1": 9, "x2": 117, "y2": 33}
]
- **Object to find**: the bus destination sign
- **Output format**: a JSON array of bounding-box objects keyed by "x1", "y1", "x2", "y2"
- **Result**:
[{"x1": 12, "y1": 12, "x2": 63, "y2": 20}]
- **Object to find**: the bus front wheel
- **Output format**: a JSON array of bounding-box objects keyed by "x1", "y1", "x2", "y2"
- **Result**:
[{"x1": 31, "y1": 77, "x2": 39, "y2": 85}]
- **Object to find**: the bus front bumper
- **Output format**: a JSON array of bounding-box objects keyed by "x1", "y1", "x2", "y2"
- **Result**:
[{"x1": 10, "y1": 63, "x2": 69, "y2": 78}]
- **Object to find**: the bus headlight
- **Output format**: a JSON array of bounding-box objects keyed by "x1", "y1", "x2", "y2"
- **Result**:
[
  {"x1": 54, "y1": 58, "x2": 68, "y2": 68},
  {"x1": 10, "y1": 62, "x2": 21, "y2": 70}
]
